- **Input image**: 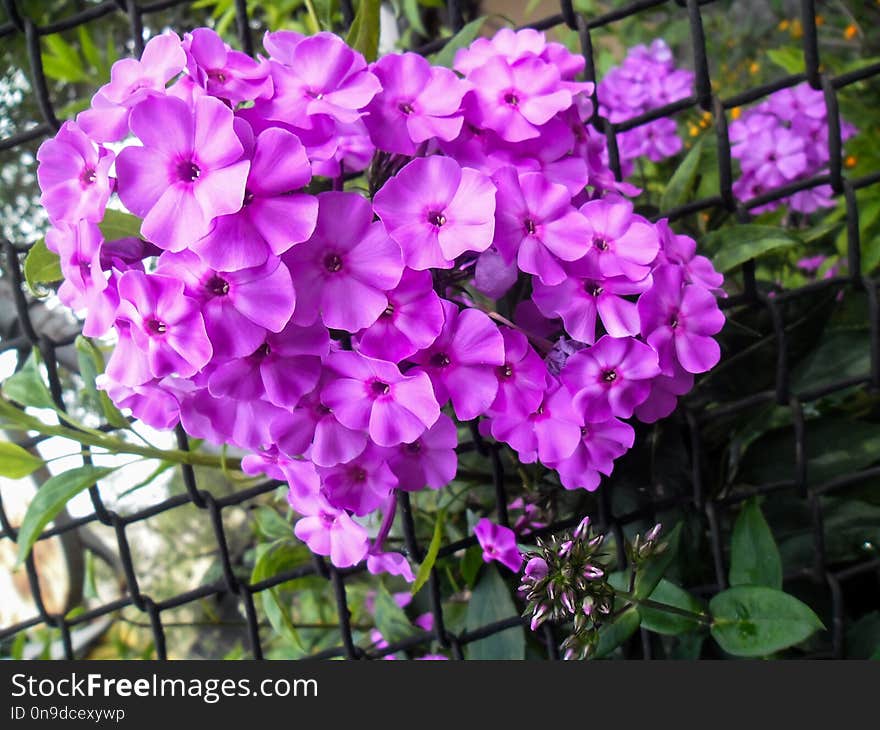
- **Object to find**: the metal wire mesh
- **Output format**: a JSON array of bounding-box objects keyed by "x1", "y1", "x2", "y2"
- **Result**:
[{"x1": 1, "y1": 0, "x2": 878, "y2": 660}]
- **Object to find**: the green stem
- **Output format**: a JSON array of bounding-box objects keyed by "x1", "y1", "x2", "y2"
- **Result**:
[{"x1": 616, "y1": 590, "x2": 712, "y2": 626}]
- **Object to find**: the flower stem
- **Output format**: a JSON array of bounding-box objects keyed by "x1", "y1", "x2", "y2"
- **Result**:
[{"x1": 615, "y1": 590, "x2": 711, "y2": 626}]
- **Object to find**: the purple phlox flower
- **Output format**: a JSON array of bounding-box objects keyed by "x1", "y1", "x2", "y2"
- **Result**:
[
  {"x1": 578, "y1": 197, "x2": 659, "y2": 281},
  {"x1": 488, "y1": 328, "x2": 548, "y2": 416},
  {"x1": 284, "y1": 191, "x2": 403, "y2": 331},
  {"x1": 318, "y1": 445, "x2": 398, "y2": 516},
  {"x1": 193, "y1": 124, "x2": 317, "y2": 271},
  {"x1": 474, "y1": 246, "x2": 519, "y2": 299},
  {"x1": 465, "y1": 55, "x2": 573, "y2": 143},
  {"x1": 634, "y1": 361, "x2": 694, "y2": 424},
  {"x1": 321, "y1": 350, "x2": 440, "y2": 447},
  {"x1": 548, "y1": 417, "x2": 634, "y2": 491},
  {"x1": 367, "y1": 551, "x2": 416, "y2": 583},
  {"x1": 618, "y1": 117, "x2": 682, "y2": 164},
  {"x1": 319, "y1": 118, "x2": 375, "y2": 176},
  {"x1": 364, "y1": 52, "x2": 466, "y2": 154},
  {"x1": 514, "y1": 299, "x2": 559, "y2": 339},
  {"x1": 294, "y1": 495, "x2": 369, "y2": 568},
  {"x1": 414, "y1": 613, "x2": 434, "y2": 632},
  {"x1": 655, "y1": 219, "x2": 724, "y2": 293},
  {"x1": 116, "y1": 94, "x2": 250, "y2": 251},
  {"x1": 509, "y1": 497, "x2": 548, "y2": 533},
  {"x1": 36, "y1": 121, "x2": 114, "y2": 224},
  {"x1": 107, "y1": 270, "x2": 212, "y2": 386},
  {"x1": 178, "y1": 384, "x2": 283, "y2": 450},
  {"x1": 474, "y1": 518, "x2": 523, "y2": 572},
  {"x1": 488, "y1": 380, "x2": 582, "y2": 464},
  {"x1": 46, "y1": 220, "x2": 108, "y2": 317},
  {"x1": 532, "y1": 262, "x2": 650, "y2": 345},
  {"x1": 491, "y1": 167, "x2": 592, "y2": 284},
  {"x1": 797, "y1": 254, "x2": 828, "y2": 274},
  {"x1": 259, "y1": 32, "x2": 381, "y2": 128},
  {"x1": 410, "y1": 299, "x2": 505, "y2": 421},
  {"x1": 560, "y1": 335, "x2": 661, "y2": 421},
  {"x1": 737, "y1": 126, "x2": 808, "y2": 187},
  {"x1": 373, "y1": 156, "x2": 496, "y2": 270},
  {"x1": 98, "y1": 376, "x2": 191, "y2": 431},
  {"x1": 766, "y1": 83, "x2": 826, "y2": 123},
  {"x1": 637, "y1": 264, "x2": 725, "y2": 375},
  {"x1": 207, "y1": 320, "x2": 328, "y2": 407},
  {"x1": 77, "y1": 32, "x2": 186, "y2": 142},
  {"x1": 261, "y1": 30, "x2": 305, "y2": 64},
  {"x1": 384, "y1": 413, "x2": 458, "y2": 491},
  {"x1": 523, "y1": 556, "x2": 548, "y2": 580},
  {"x1": 271, "y1": 387, "x2": 367, "y2": 467},
  {"x1": 354, "y1": 268, "x2": 444, "y2": 362},
  {"x1": 157, "y1": 249, "x2": 295, "y2": 359},
  {"x1": 183, "y1": 27, "x2": 272, "y2": 103}
]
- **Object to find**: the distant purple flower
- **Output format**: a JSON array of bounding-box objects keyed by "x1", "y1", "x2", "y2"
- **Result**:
[
  {"x1": 411, "y1": 300, "x2": 505, "y2": 421},
  {"x1": 365, "y1": 53, "x2": 466, "y2": 154},
  {"x1": 294, "y1": 497, "x2": 369, "y2": 567},
  {"x1": 373, "y1": 156, "x2": 496, "y2": 270},
  {"x1": 797, "y1": 254, "x2": 827, "y2": 274},
  {"x1": 561, "y1": 335, "x2": 660, "y2": 421},
  {"x1": 36, "y1": 121, "x2": 114, "y2": 224},
  {"x1": 321, "y1": 350, "x2": 440, "y2": 447},
  {"x1": 385, "y1": 413, "x2": 458, "y2": 491},
  {"x1": 285, "y1": 191, "x2": 403, "y2": 332},
  {"x1": 116, "y1": 94, "x2": 250, "y2": 251},
  {"x1": 183, "y1": 27, "x2": 272, "y2": 103},
  {"x1": 474, "y1": 518, "x2": 523, "y2": 572},
  {"x1": 548, "y1": 417, "x2": 634, "y2": 491},
  {"x1": 637, "y1": 264, "x2": 725, "y2": 374},
  {"x1": 367, "y1": 551, "x2": 416, "y2": 583},
  {"x1": 488, "y1": 328, "x2": 548, "y2": 416},
  {"x1": 578, "y1": 197, "x2": 659, "y2": 281}
]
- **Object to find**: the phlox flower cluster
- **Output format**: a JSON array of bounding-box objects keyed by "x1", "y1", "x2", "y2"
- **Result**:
[
  {"x1": 597, "y1": 39, "x2": 694, "y2": 177},
  {"x1": 36, "y1": 26, "x2": 724, "y2": 573},
  {"x1": 730, "y1": 82, "x2": 857, "y2": 213}
]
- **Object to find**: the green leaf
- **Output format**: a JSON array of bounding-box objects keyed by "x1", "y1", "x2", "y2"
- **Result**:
[
  {"x1": 23, "y1": 239, "x2": 62, "y2": 295},
  {"x1": 250, "y1": 540, "x2": 309, "y2": 651},
  {"x1": 706, "y1": 225, "x2": 800, "y2": 273},
  {"x1": 594, "y1": 607, "x2": 640, "y2": 658},
  {"x1": 633, "y1": 522, "x2": 681, "y2": 599},
  {"x1": 374, "y1": 582, "x2": 414, "y2": 645},
  {"x1": 16, "y1": 466, "x2": 116, "y2": 566},
  {"x1": 460, "y1": 544, "x2": 483, "y2": 588},
  {"x1": 75, "y1": 336, "x2": 128, "y2": 429},
  {"x1": 729, "y1": 498, "x2": 782, "y2": 589},
  {"x1": 98, "y1": 209, "x2": 143, "y2": 242},
  {"x1": 0, "y1": 442, "x2": 45, "y2": 479},
  {"x1": 767, "y1": 47, "x2": 805, "y2": 75},
  {"x1": 252, "y1": 506, "x2": 293, "y2": 541},
  {"x1": 402, "y1": 0, "x2": 428, "y2": 35},
  {"x1": 346, "y1": 0, "x2": 381, "y2": 62},
  {"x1": 411, "y1": 509, "x2": 445, "y2": 596},
  {"x1": 639, "y1": 579, "x2": 705, "y2": 635},
  {"x1": 660, "y1": 137, "x2": 705, "y2": 212},
  {"x1": 3, "y1": 352, "x2": 56, "y2": 410},
  {"x1": 432, "y1": 17, "x2": 490, "y2": 68},
  {"x1": 710, "y1": 586, "x2": 824, "y2": 657},
  {"x1": 465, "y1": 565, "x2": 524, "y2": 659}
]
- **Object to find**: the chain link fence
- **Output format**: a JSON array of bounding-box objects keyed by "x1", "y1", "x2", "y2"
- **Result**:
[{"x1": 1, "y1": 0, "x2": 879, "y2": 660}]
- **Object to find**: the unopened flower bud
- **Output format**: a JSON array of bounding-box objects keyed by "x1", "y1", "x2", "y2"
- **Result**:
[
  {"x1": 583, "y1": 564, "x2": 604, "y2": 580},
  {"x1": 573, "y1": 516, "x2": 591, "y2": 541}
]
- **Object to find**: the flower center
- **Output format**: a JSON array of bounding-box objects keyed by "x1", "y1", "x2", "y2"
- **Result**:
[
  {"x1": 427, "y1": 210, "x2": 447, "y2": 227},
  {"x1": 208, "y1": 69, "x2": 227, "y2": 83},
  {"x1": 323, "y1": 253, "x2": 343, "y2": 273},
  {"x1": 594, "y1": 237, "x2": 609, "y2": 252},
  {"x1": 350, "y1": 467, "x2": 367, "y2": 483},
  {"x1": 504, "y1": 92, "x2": 520, "y2": 107},
  {"x1": 587, "y1": 282, "x2": 604, "y2": 297},
  {"x1": 371, "y1": 380, "x2": 391, "y2": 396},
  {"x1": 255, "y1": 342, "x2": 271, "y2": 358},
  {"x1": 430, "y1": 352, "x2": 451, "y2": 368},
  {"x1": 602, "y1": 369, "x2": 617, "y2": 383},
  {"x1": 381, "y1": 303, "x2": 395, "y2": 318},
  {"x1": 243, "y1": 189, "x2": 255, "y2": 206},
  {"x1": 497, "y1": 364, "x2": 514, "y2": 379},
  {"x1": 207, "y1": 276, "x2": 230, "y2": 296},
  {"x1": 398, "y1": 101, "x2": 415, "y2": 115},
  {"x1": 524, "y1": 218, "x2": 537, "y2": 235},
  {"x1": 669, "y1": 312, "x2": 679, "y2": 328},
  {"x1": 404, "y1": 441, "x2": 422, "y2": 454},
  {"x1": 176, "y1": 160, "x2": 201, "y2": 183},
  {"x1": 307, "y1": 89, "x2": 324, "y2": 100},
  {"x1": 81, "y1": 167, "x2": 97, "y2": 185},
  {"x1": 147, "y1": 318, "x2": 167, "y2": 335}
]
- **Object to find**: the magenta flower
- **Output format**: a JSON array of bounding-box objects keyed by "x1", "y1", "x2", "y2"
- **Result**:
[
  {"x1": 578, "y1": 197, "x2": 659, "y2": 281},
  {"x1": 355, "y1": 269, "x2": 445, "y2": 362},
  {"x1": 116, "y1": 94, "x2": 250, "y2": 251},
  {"x1": 634, "y1": 362, "x2": 694, "y2": 424},
  {"x1": 373, "y1": 156, "x2": 496, "y2": 270},
  {"x1": 321, "y1": 350, "x2": 440, "y2": 447},
  {"x1": 367, "y1": 551, "x2": 416, "y2": 583},
  {"x1": 454, "y1": 27, "x2": 585, "y2": 81},
  {"x1": 294, "y1": 497, "x2": 369, "y2": 567},
  {"x1": 193, "y1": 126, "x2": 318, "y2": 271},
  {"x1": 78, "y1": 32, "x2": 186, "y2": 142},
  {"x1": 108, "y1": 271, "x2": 212, "y2": 386},
  {"x1": 385, "y1": 413, "x2": 458, "y2": 491},
  {"x1": 364, "y1": 52, "x2": 466, "y2": 154},
  {"x1": 318, "y1": 446, "x2": 398, "y2": 516},
  {"x1": 157, "y1": 250, "x2": 295, "y2": 359},
  {"x1": 183, "y1": 28, "x2": 272, "y2": 103},
  {"x1": 411, "y1": 300, "x2": 505, "y2": 421},
  {"x1": 36, "y1": 121, "x2": 114, "y2": 224},
  {"x1": 491, "y1": 167, "x2": 591, "y2": 284},
  {"x1": 284, "y1": 191, "x2": 403, "y2": 332},
  {"x1": 466, "y1": 55, "x2": 571, "y2": 142},
  {"x1": 637, "y1": 264, "x2": 725, "y2": 374},
  {"x1": 474, "y1": 518, "x2": 523, "y2": 572},
  {"x1": 548, "y1": 417, "x2": 634, "y2": 491},
  {"x1": 654, "y1": 220, "x2": 724, "y2": 292},
  {"x1": 561, "y1": 335, "x2": 660, "y2": 421},
  {"x1": 207, "y1": 321, "x2": 329, "y2": 408},
  {"x1": 488, "y1": 328, "x2": 548, "y2": 416}
]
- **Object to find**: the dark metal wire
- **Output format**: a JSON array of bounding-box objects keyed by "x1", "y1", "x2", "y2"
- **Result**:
[{"x1": 1, "y1": 0, "x2": 878, "y2": 661}]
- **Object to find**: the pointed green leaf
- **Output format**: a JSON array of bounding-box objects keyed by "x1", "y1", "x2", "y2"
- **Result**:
[
  {"x1": 346, "y1": 0, "x2": 381, "y2": 62},
  {"x1": 411, "y1": 509, "x2": 445, "y2": 596},
  {"x1": 98, "y1": 209, "x2": 143, "y2": 242},
  {"x1": 710, "y1": 586, "x2": 824, "y2": 657},
  {"x1": 706, "y1": 225, "x2": 800, "y2": 274},
  {"x1": 638, "y1": 579, "x2": 706, "y2": 635},
  {"x1": 633, "y1": 522, "x2": 682, "y2": 599},
  {"x1": 432, "y1": 17, "x2": 490, "y2": 68},
  {"x1": 3, "y1": 352, "x2": 56, "y2": 410},
  {"x1": 465, "y1": 565, "x2": 524, "y2": 659},
  {"x1": 374, "y1": 582, "x2": 414, "y2": 645},
  {"x1": 16, "y1": 465, "x2": 116, "y2": 565},
  {"x1": 75, "y1": 336, "x2": 128, "y2": 428},
  {"x1": 660, "y1": 137, "x2": 706, "y2": 212},
  {"x1": 23, "y1": 239, "x2": 62, "y2": 295},
  {"x1": 0, "y1": 442, "x2": 45, "y2": 479},
  {"x1": 729, "y1": 498, "x2": 782, "y2": 589},
  {"x1": 594, "y1": 606, "x2": 640, "y2": 658}
]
